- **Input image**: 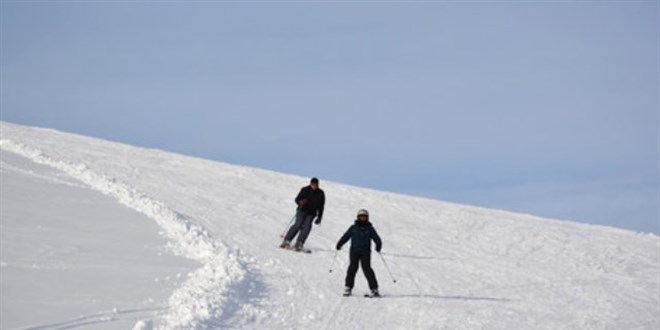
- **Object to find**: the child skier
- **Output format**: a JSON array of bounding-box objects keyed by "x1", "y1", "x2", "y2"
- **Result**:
[{"x1": 336, "y1": 209, "x2": 382, "y2": 297}]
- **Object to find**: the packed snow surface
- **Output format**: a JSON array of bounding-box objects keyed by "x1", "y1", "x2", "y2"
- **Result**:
[{"x1": 1, "y1": 121, "x2": 658, "y2": 329}]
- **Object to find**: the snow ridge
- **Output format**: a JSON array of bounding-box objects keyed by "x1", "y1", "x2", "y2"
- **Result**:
[{"x1": 0, "y1": 139, "x2": 248, "y2": 329}]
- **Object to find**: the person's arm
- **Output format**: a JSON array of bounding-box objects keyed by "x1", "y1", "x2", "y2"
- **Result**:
[
  {"x1": 295, "y1": 187, "x2": 308, "y2": 206},
  {"x1": 315, "y1": 191, "x2": 326, "y2": 224},
  {"x1": 336, "y1": 227, "x2": 352, "y2": 250},
  {"x1": 372, "y1": 228, "x2": 382, "y2": 253}
]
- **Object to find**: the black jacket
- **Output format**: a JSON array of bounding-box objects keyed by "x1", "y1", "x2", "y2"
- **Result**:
[
  {"x1": 337, "y1": 220, "x2": 382, "y2": 254},
  {"x1": 295, "y1": 185, "x2": 325, "y2": 218}
]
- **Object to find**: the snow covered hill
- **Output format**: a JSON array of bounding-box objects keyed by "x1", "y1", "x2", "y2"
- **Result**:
[{"x1": 1, "y1": 121, "x2": 658, "y2": 330}]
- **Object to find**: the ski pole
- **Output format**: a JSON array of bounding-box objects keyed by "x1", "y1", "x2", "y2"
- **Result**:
[
  {"x1": 279, "y1": 214, "x2": 297, "y2": 238},
  {"x1": 329, "y1": 250, "x2": 338, "y2": 273},
  {"x1": 378, "y1": 252, "x2": 397, "y2": 283}
]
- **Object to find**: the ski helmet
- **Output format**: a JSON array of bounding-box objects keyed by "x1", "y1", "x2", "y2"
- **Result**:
[{"x1": 357, "y1": 209, "x2": 369, "y2": 217}]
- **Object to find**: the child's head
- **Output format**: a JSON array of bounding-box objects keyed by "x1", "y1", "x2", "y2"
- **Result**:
[{"x1": 357, "y1": 209, "x2": 369, "y2": 221}]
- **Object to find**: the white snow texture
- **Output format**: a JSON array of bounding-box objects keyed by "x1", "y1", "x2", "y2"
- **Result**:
[{"x1": 1, "y1": 121, "x2": 658, "y2": 329}]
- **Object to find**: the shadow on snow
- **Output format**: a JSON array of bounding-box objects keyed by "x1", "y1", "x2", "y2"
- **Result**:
[{"x1": 384, "y1": 294, "x2": 513, "y2": 302}]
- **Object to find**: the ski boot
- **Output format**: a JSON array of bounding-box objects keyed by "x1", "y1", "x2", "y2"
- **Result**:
[{"x1": 343, "y1": 287, "x2": 352, "y2": 297}]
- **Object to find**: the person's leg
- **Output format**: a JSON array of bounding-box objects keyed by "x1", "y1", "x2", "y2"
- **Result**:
[
  {"x1": 360, "y1": 253, "x2": 379, "y2": 290},
  {"x1": 283, "y1": 211, "x2": 305, "y2": 243},
  {"x1": 296, "y1": 214, "x2": 315, "y2": 246},
  {"x1": 345, "y1": 250, "x2": 360, "y2": 289}
]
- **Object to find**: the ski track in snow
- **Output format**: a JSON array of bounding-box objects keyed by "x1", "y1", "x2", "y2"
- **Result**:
[
  {"x1": 0, "y1": 138, "x2": 257, "y2": 329},
  {"x1": 19, "y1": 307, "x2": 165, "y2": 330}
]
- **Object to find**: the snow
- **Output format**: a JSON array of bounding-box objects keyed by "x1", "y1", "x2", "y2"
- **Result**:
[
  {"x1": 1, "y1": 121, "x2": 658, "y2": 329},
  {"x1": 0, "y1": 149, "x2": 197, "y2": 329}
]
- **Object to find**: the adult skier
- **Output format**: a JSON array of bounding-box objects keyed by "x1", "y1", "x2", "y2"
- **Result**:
[
  {"x1": 336, "y1": 209, "x2": 382, "y2": 297},
  {"x1": 280, "y1": 177, "x2": 325, "y2": 251}
]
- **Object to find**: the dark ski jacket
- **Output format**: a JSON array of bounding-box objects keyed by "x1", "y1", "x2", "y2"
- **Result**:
[
  {"x1": 295, "y1": 185, "x2": 325, "y2": 219},
  {"x1": 336, "y1": 220, "x2": 382, "y2": 255}
]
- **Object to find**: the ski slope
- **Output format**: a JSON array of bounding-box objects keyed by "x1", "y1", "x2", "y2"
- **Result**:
[{"x1": 1, "y1": 121, "x2": 658, "y2": 330}]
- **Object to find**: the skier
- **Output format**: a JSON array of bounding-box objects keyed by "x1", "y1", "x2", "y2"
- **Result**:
[
  {"x1": 336, "y1": 209, "x2": 382, "y2": 297},
  {"x1": 280, "y1": 177, "x2": 325, "y2": 251}
]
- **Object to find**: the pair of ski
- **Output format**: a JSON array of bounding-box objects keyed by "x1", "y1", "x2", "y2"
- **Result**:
[
  {"x1": 343, "y1": 293, "x2": 383, "y2": 298},
  {"x1": 344, "y1": 292, "x2": 381, "y2": 298},
  {"x1": 279, "y1": 245, "x2": 312, "y2": 254}
]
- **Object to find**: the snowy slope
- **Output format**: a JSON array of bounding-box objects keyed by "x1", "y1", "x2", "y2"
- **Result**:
[{"x1": 1, "y1": 121, "x2": 658, "y2": 330}]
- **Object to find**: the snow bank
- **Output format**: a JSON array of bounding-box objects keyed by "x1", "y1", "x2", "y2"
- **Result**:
[{"x1": 0, "y1": 138, "x2": 247, "y2": 329}]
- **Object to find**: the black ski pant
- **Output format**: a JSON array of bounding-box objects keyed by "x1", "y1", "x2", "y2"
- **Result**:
[
  {"x1": 284, "y1": 210, "x2": 315, "y2": 245},
  {"x1": 345, "y1": 250, "x2": 379, "y2": 290}
]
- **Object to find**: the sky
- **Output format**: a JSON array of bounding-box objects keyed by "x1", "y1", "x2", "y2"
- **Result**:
[{"x1": 1, "y1": 1, "x2": 658, "y2": 234}]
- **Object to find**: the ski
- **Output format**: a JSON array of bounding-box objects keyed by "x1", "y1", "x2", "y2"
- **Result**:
[
  {"x1": 279, "y1": 246, "x2": 312, "y2": 254},
  {"x1": 342, "y1": 293, "x2": 382, "y2": 298},
  {"x1": 364, "y1": 294, "x2": 382, "y2": 298}
]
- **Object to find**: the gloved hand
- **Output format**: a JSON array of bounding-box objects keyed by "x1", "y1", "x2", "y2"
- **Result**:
[
  {"x1": 314, "y1": 216, "x2": 322, "y2": 225},
  {"x1": 336, "y1": 244, "x2": 342, "y2": 250},
  {"x1": 376, "y1": 247, "x2": 381, "y2": 253}
]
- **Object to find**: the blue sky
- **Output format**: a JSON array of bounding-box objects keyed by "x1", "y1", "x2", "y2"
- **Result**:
[{"x1": 2, "y1": 1, "x2": 658, "y2": 234}]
